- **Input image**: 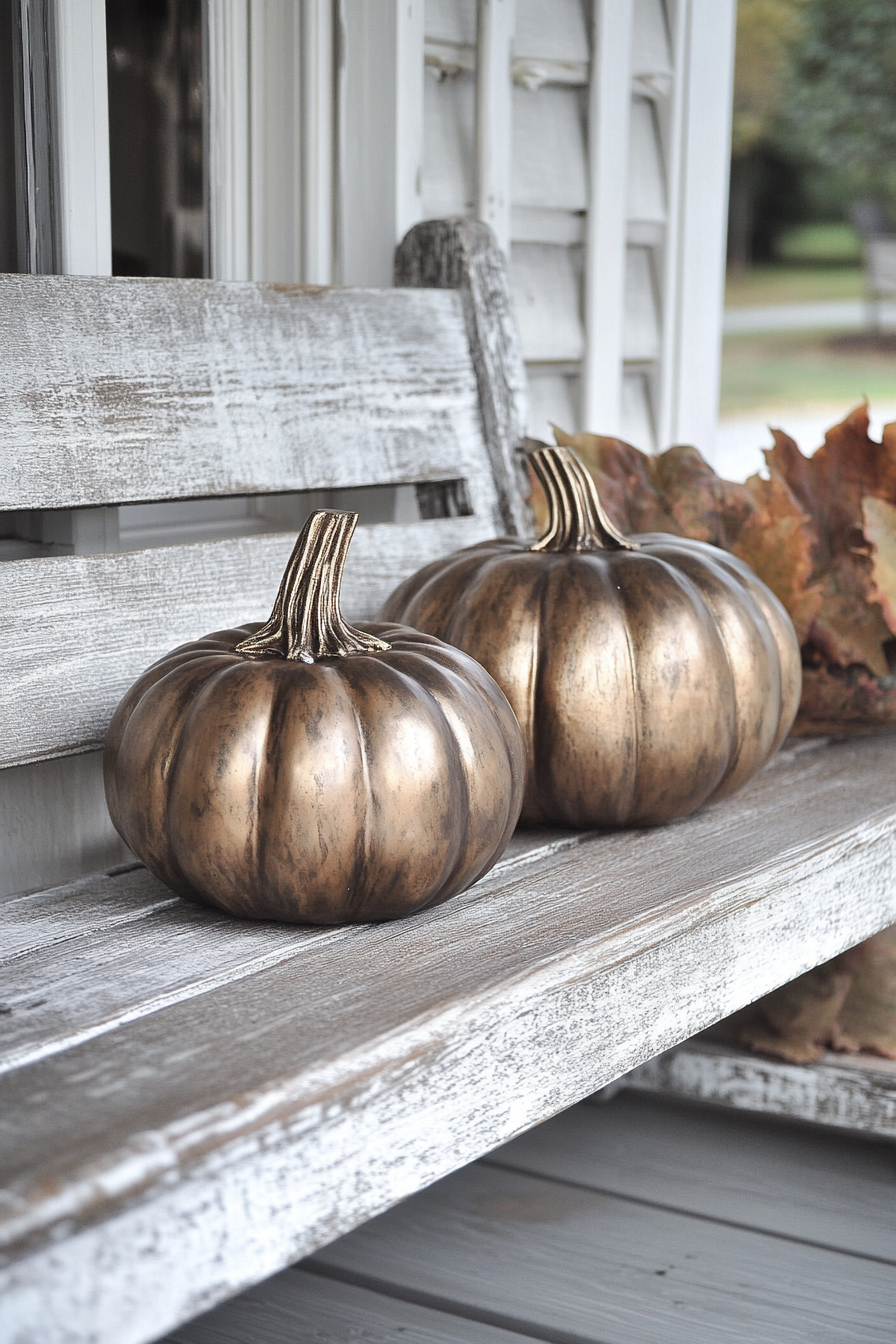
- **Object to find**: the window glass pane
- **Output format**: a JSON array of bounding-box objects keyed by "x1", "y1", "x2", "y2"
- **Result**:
[
  {"x1": 0, "y1": 0, "x2": 19, "y2": 271},
  {"x1": 106, "y1": 0, "x2": 205, "y2": 277}
]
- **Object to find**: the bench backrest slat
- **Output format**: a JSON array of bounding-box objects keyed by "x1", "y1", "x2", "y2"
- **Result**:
[
  {"x1": 0, "y1": 280, "x2": 497, "y2": 510},
  {"x1": 1, "y1": 517, "x2": 489, "y2": 770},
  {"x1": 0, "y1": 220, "x2": 530, "y2": 778}
]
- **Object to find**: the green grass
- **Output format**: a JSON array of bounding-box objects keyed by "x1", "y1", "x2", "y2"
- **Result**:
[
  {"x1": 725, "y1": 264, "x2": 864, "y2": 308},
  {"x1": 719, "y1": 329, "x2": 896, "y2": 417},
  {"x1": 776, "y1": 222, "x2": 863, "y2": 265}
]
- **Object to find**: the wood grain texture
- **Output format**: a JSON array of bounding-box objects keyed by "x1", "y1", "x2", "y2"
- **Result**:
[
  {"x1": 0, "y1": 276, "x2": 499, "y2": 511},
  {"x1": 0, "y1": 830, "x2": 588, "y2": 1068},
  {"x1": 489, "y1": 1092, "x2": 896, "y2": 1260},
  {"x1": 166, "y1": 1267, "x2": 536, "y2": 1344},
  {"x1": 395, "y1": 218, "x2": 531, "y2": 536},
  {"x1": 4, "y1": 734, "x2": 896, "y2": 1344},
  {"x1": 627, "y1": 1037, "x2": 896, "y2": 1139},
  {"x1": 312, "y1": 1161, "x2": 894, "y2": 1344},
  {"x1": 0, "y1": 515, "x2": 491, "y2": 769}
]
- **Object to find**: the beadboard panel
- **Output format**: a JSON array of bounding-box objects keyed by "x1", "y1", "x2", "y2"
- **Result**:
[
  {"x1": 510, "y1": 243, "x2": 584, "y2": 362},
  {"x1": 0, "y1": 516, "x2": 492, "y2": 770},
  {"x1": 422, "y1": 69, "x2": 474, "y2": 218},
  {"x1": 4, "y1": 734, "x2": 896, "y2": 1344},
  {"x1": 511, "y1": 85, "x2": 587, "y2": 213},
  {"x1": 0, "y1": 276, "x2": 496, "y2": 511},
  {"x1": 514, "y1": 0, "x2": 589, "y2": 64},
  {"x1": 631, "y1": 0, "x2": 672, "y2": 85}
]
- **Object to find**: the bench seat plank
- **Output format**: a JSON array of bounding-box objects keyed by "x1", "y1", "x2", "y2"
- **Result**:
[
  {"x1": 0, "y1": 279, "x2": 498, "y2": 510},
  {"x1": 3, "y1": 733, "x2": 896, "y2": 1344},
  {"x1": 0, "y1": 515, "x2": 491, "y2": 768}
]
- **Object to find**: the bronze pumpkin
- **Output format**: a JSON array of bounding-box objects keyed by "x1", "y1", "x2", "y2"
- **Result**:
[
  {"x1": 104, "y1": 510, "x2": 526, "y2": 923},
  {"x1": 380, "y1": 445, "x2": 802, "y2": 828}
]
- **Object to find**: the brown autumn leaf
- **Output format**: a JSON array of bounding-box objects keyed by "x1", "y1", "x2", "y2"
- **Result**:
[
  {"x1": 739, "y1": 957, "x2": 856, "y2": 1064},
  {"x1": 765, "y1": 404, "x2": 896, "y2": 567},
  {"x1": 808, "y1": 554, "x2": 893, "y2": 677},
  {"x1": 650, "y1": 445, "x2": 756, "y2": 548},
  {"x1": 552, "y1": 426, "x2": 678, "y2": 535},
  {"x1": 732, "y1": 474, "x2": 822, "y2": 643},
  {"x1": 539, "y1": 413, "x2": 896, "y2": 725},
  {"x1": 797, "y1": 661, "x2": 896, "y2": 730},
  {"x1": 863, "y1": 495, "x2": 896, "y2": 636},
  {"x1": 834, "y1": 925, "x2": 896, "y2": 1059}
]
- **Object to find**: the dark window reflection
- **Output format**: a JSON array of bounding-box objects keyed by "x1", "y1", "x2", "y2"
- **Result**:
[
  {"x1": 0, "y1": 0, "x2": 19, "y2": 272},
  {"x1": 106, "y1": 0, "x2": 205, "y2": 277}
]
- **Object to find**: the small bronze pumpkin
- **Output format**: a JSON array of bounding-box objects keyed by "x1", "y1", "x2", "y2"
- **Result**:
[
  {"x1": 105, "y1": 510, "x2": 525, "y2": 923},
  {"x1": 381, "y1": 446, "x2": 801, "y2": 827}
]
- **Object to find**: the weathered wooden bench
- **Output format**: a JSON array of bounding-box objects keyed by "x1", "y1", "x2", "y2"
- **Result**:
[{"x1": 3, "y1": 219, "x2": 896, "y2": 1344}]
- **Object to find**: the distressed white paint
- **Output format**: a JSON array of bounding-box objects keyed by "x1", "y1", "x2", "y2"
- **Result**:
[
  {"x1": 0, "y1": 277, "x2": 494, "y2": 511},
  {"x1": 53, "y1": 0, "x2": 111, "y2": 276},
  {"x1": 627, "y1": 1039, "x2": 896, "y2": 1139},
  {"x1": 4, "y1": 734, "x2": 896, "y2": 1344},
  {"x1": 170, "y1": 1093, "x2": 896, "y2": 1340}
]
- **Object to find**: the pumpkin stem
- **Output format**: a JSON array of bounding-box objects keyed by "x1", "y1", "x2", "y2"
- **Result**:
[
  {"x1": 236, "y1": 511, "x2": 391, "y2": 662},
  {"x1": 527, "y1": 445, "x2": 638, "y2": 553}
]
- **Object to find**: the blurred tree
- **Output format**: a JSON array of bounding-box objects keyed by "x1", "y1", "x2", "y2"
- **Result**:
[
  {"x1": 782, "y1": 0, "x2": 896, "y2": 225},
  {"x1": 728, "y1": 0, "x2": 806, "y2": 272}
]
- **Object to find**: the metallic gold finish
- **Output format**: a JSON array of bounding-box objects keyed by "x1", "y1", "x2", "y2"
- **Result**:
[
  {"x1": 528, "y1": 445, "x2": 636, "y2": 554},
  {"x1": 380, "y1": 446, "x2": 802, "y2": 828},
  {"x1": 105, "y1": 510, "x2": 526, "y2": 924},
  {"x1": 235, "y1": 510, "x2": 391, "y2": 662}
]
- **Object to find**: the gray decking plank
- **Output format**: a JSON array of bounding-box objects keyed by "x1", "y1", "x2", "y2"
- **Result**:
[
  {"x1": 165, "y1": 1268, "x2": 538, "y2": 1344},
  {"x1": 312, "y1": 1158, "x2": 894, "y2": 1344},
  {"x1": 488, "y1": 1092, "x2": 896, "y2": 1260}
]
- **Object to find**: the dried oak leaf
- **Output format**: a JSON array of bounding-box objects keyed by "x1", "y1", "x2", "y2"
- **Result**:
[
  {"x1": 863, "y1": 495, "x2": 896, "y2": 636},
  {"x1": 653, "y1": 445, "x2": 757, "y2": 549},
  {"x1": 551, "y1": 427, "x2": 678, "y2": 535},
  {"x1": 807, "y1": 553, "x2": 893, "y2": 677},
  {"x1": 797, "y1": 661, "x2": 896, "y2": 730},
  {"x1": 732, "y1": 474, "x2": 822, "y2": 644},
  {"x1": 765, "y1": 404, "x2": 896, "y2": 567},
  {"x1": 834, "y1": 925, "x2": 896, "y2": 1060},
  {"x1": 739, "y1": 957, "x2": 856, "y2": 1064}
]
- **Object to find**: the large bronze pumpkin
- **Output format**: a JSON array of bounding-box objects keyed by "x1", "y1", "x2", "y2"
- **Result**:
[
  {"x1": 105, "y1": 510, "x2": 525, "y2": 923},
  {"x1": 381, "y1": 446, "x2": 801, "y2": 827}
]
